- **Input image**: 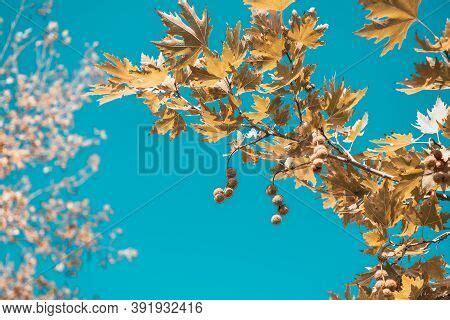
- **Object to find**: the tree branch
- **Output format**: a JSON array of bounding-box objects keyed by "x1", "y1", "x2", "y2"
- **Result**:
[{"x1": 328, "y1": 154, "x2": 395, "y2": 180}]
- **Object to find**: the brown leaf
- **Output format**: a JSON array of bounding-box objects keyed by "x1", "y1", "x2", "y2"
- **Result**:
[
  {"x1": 415, "y1": 21, "x2": 450, "y2": 53},
  {"x1": 356, "y1": 0, "x2": 422, "y2": 56},
  {"x1": 288, "y1": 8, "x2": 328, "y2": 49},
  {"x1": 154, "y1": 0, "x2": 211, "y2": 69},
  {"x1": 398, "y1": 57, "x2": 450, "y2": 94}
]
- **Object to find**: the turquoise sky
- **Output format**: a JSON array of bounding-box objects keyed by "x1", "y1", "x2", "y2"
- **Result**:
[{"x1": 3, "y1": 0, "x2": 449, "y2": 299}]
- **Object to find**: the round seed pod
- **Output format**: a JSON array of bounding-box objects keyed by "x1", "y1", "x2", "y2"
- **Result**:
[
  {"x1": 314, "y1": 145, "x2": 328, "y2": 155},
  {"x1": 385, "y1": 279, "x2": 397, "y2": 290},
  {"x1": 213, "y1": 188, "x2": 224, "y2": 197},
  {"x1": 382, "y1": 288, "x2": 393, "y2": 296},
  {"x1": 272, "y1": 195, "x2": 284, "y2": 206},
  {"x1": 312, "y1": 164, "x2": 322, "y2": 173},
  {"x1": 374, "y1": 269, "x2": 388, "y2": 280},
  {"x1": 444, "y1": 173, "x2": 450, "y2": 184},
  {"x1": 312, "y1": 135, "x2": 326, "y2": 145},
  {"x1": 433, "y1": 149, "x2": 443, "y2": 160},
  {"x1": 435, "y1": 160, "x2": 444, "y2": 169},
  {"x1": 266, "y1": 185, "x2": 277, "y2": 196},
  {"x1": 224, "y1": 187, "x2": 234, "y2": 198},
  {"x1": 313, "y1": 158, "x2": 324, "y2": 168},
  {"x1": 278, "y1": 205, "x2": 289, "y2": 215},
  {"x1": 315, "y1": 148, "x2": 329, "y2": 159},
  {"x1": 433, "y1": 172, "x2": 446, "y2": 184},
  {"x1": 423, "y1": 155, "x2": 437, "y2": 169},
  {"x1": 226, "y1": 168, "x2": 237, "y2": 178},
  {"x1": 374, "y1": 280, "x2": 385, "y2": 290},
  {"x1": 214, "y1": 192, "x2": 225, "y2": 203},
  {"x1": 271, "y1": 214, "x2": 282, "y2": 225},
  {"x1": 378, "y1": 252, "x2": 388, "y2": 262},
  {"x1": 227, "y1": 178, "x2": 238, "y2": 189}
]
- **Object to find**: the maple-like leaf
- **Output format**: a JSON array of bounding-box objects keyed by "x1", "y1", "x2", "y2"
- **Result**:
[
  {"x1": 192, "y1": 102, "x2": 243, "y2": 142},
  {"x1": 244, "y1": 95, "x2": 271, "y2": 124},
  {"x1": 287, "y1": 8, "x2": 328, "y2": 50},
  {"x1": 344, "y1": 112, "x2": 369, "y2": 143},
  {"x1": 364, "y1": 180, "x2": 401, "y2": 228},
  {"x1": 405, "y1": 196, "x2": 447, "y2": 232},
  {"x1": 413, "y1": 256, "x2": 447, "y2": 281},
  {"x1": 416, "y1": 20, "x2": 450, "y2": 53},
  {"x1": 91, "y1": 53, "x2": 168, "y2": 103},
  {"x1": 371, "y1": 133, "x2": 413, "y2": 154},
  {"x1": 247, "y1": 12, "x2": 285, "y2": 72},
  {"x1": 398, "y1": 57, "x2": 450, "y2": 94},
  {"x1": 243, "y1": 0, "x2": 295, "y2": 11},
  {"x1": 356, "y1": 0, "x2": 422, "y2": 56},
  {"x1": 393, "y1": 275, "x2": 424, "y2": 300},
  {"x1": 189, "y1": 50, "x2": 230, "y2": 87},
  {"x1": 232, "y1": 64, "x2": 262, "y2": 95},
  {"x1": 262, "y1": 61, "x2": 315, "y2": 93},
  {"x1": 413, "y1": 97, "x2": 448, "y2": 134},
  {"x1": 151, "y1": 108, "x2": 187, "y2": 139},
  {"x1": 154, "y1": 0, "x2": 211, "y2": 69},
  {"x1": 363, "y1": 229, "x2": 387, "y2": 249},
  {"x1": 89, "y1": 83, "x2": 136, "y2": 105},
  {"x1": 322, "y1": 80, "x2": 367, "y2": 128}
]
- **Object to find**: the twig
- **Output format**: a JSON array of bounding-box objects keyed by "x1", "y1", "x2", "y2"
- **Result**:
[
  {"x1": 328, "y1": 154, "x2": 395, "y2": 180},
  {"x1": 227, "y1": 132, "x2": 269, "y2": 168}
]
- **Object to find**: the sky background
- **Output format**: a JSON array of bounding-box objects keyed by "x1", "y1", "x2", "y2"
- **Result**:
[{"x1": 2, "y1": 0, "x2": 449, "y2": 299}]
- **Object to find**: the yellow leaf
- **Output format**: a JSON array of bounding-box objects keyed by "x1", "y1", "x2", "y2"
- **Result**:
[
  {"x1": 371, "y1": 133, "x2": 413, "y2": 154},
  {"x1": 151, "y1": 109, "x2": 187, "y2": 139},
  {"x1": 393, "y1": 275, "x2": 424, "y2": 300},
  {"x1": 288, "y1": 9, "x2": 328, "y2": 49},
  {"x1": 89, "y1": 83, "x2": 136, "y2": 105},
  {"x1": 356, "y1": 0, "x2": 422, "y2": 56},
  {"x1": 244, "y1": 95, "x2": 271, "y2": 124},
  {"x1": 249, "y1": 35, "x2": 285, "y2": 72},
  {"x1": 192, "y1": 103, "x2": 243, "y2": 142},
  {"x1": 363, "y1": 229, "x2": 387, "y2": 248},
  {"x1": 344, "y1": 112, "x2": 369, "y2": 143},
  {"x1": 95, "y1": 53, "x2": 168, "y2": 90},
  {"x1": 243, "y1": 0, "x2": 295, "y2": 11}
]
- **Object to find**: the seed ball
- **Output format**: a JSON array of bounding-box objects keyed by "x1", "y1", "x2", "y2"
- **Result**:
[
  {"x1": 433, "y1": 172, "x2": 446, "y2": 184},
  {"x1": 374, "y1": 269, "x2": 388, "y2": 280},
  {"x1": 385, "y1": 279, "x2": 397, "y2": 290},
  {"x1": 312, "y1": 164, "x2": 322, "y2": 173},
  {"x1": 435, "y1": 160, "x2": 444, "y2": 169},
  {"x1": 227, "y1": 178, "x2": 238, "y2": 189},
  {"x1": 312, "y1": 135, "x2": 326, "y2": 145},
  {"x1": 266, "y1": 185, "x2": 277, "y2": 196},
  {"x1": 278, "y1": 205, "x2": 289, "y2": 215},
  {"x1": 213, "y1": 188, "x2": 224, "y2": 197},
  {"x1": 226, "y1": 168, "x2": 237, "y2": 178},
  {"x1": 272, "y1": 195, "x2": 284, "y2": 206},
  {"x1": 314, "y1": 145, "x2": 327, "y2": 155},
  {"x1": 315, "y1": 148, "x2": 329, "y2": 159},
  {"x1": 444, "y1": 173, "x2": 450, "y2": 184},
  {"x1": 424, "y1": 155, "x2": 437, "y2": 169},
  {"x1": 214, "y1": 192, "x2": 225, "y2": 203},
  {"x1": 313, "y1": 158, "x2": 324, "y2": 168},
  {"x1": 374, "y1": 280, "x2": 385, "y2": 290},
  {"x1": 382, "y1": 288, "x2": 393, "y2": 296},
  {"x1": 433, "y1": 149, "x2": 443, "y2": 160},
  {"x1": 271, "y1": 214, "x2": 282, "y2": 225},
  {"x1": 224, "y1": 187, "x2": 234, "y2": 198},
  {"x1": 378, "y1": 252, "x2": 388, "y2": 262}
]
